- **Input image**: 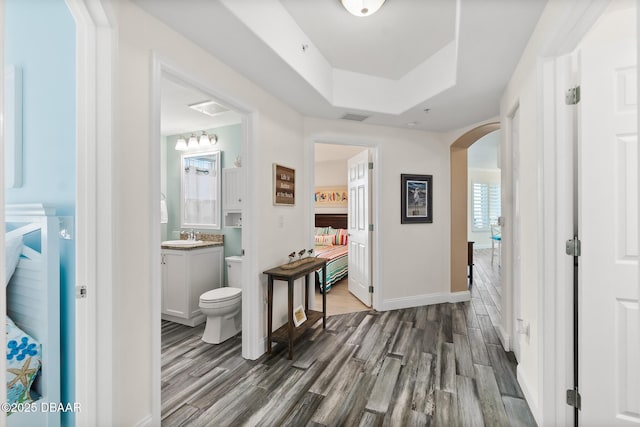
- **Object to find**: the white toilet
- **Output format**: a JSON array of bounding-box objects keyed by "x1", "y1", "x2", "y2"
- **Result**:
[{"x1": 199, "y1": 256, "x2": 242, "y2": 344}]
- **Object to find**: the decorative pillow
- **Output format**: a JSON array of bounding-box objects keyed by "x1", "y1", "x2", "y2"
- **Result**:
[
  {"x1": 314, "y1": 234, "x2": 334, "y2": 246},
  {"x1": 327, "y1": 227, "x2": 340, "y2": 245},
  {"x1": 337, "y1": 229, "x2": 349, "y2": 245},
  {"x1": 5, "y1": 235, "x2": 23, "y2": 286},
  {"x1": 315, "y1": 227, "x2": 330, "y2": 236},
  {"x1": 6, "y1": 317, "x2": 41, "y2": 407}
]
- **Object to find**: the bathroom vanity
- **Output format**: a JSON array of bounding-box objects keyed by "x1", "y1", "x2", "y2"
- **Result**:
[{"x1": 161, "y1": 241, "x2": 223, "y2": 326}]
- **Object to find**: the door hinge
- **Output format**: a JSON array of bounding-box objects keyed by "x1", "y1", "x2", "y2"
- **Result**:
[
  {"x1": 566, "y1": 237, "x2": 581, "y2": 257},
  {"x1": 76, "y1": 285, "x2": 87, "y2": 299},
  {"x1": 566, "y1": 388, "x2": 581, "y2": 410},
  {"x1": 369, "y1": 224, "x2": 374, "y2": 231},
  {"x1": 368, "y1": 162, "x2": 374, "y2": 170},
  {"x1": 565, "y1": 86, "x2": 581, "y2": 105},
  {"x1": 369, "y1": 285, "x2": 374, "y2": 293}
]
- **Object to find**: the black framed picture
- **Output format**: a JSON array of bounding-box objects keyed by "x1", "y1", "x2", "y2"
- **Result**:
[{"x1": 401, "y1": 174, "x2": 433, "y2": 224}]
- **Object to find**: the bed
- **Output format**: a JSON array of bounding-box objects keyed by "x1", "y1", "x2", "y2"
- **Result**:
[
  {"x1": 314, "y1": 214, "x2": 349, "y2": 292},
  {"x1": 5, "y1": 204, "x2": 61, "y2": 427}
]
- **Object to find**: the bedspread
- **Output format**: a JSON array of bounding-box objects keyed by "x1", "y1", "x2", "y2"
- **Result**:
[{"x1": 315, "y1": 244, "x2": 348, "y2": 292}]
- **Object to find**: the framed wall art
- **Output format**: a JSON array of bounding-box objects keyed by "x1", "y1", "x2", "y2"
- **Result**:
[
  {"x1": 273, "y1": 163, "x2": 295, "y2": 206},
  {"x1": 401, "y1": 174, "x2": 433, "y2": 224},
  {"x1": 314, "y1": 186, "x2": 348, "y2": 208}
]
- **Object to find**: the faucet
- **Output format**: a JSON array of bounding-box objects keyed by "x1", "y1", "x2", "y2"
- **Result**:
[{"x1": 188, "y1": 229, "x2": 196, "y2": 241}]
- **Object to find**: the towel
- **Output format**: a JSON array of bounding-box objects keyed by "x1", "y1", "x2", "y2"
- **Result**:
[{"x1": 160, "y1": 199, "x2": 168, "y2": 224}]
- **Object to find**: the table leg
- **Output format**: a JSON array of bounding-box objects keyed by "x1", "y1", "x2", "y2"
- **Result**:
[
  {"x1": 322, "y1": 265, "x2": 327, "y2": 329},
  {"x1": 304, "y1": 273, "x2": 310, "y2": 313},
  {"x1": 288, "y1": 279, "x2": 294, "y2": 360},
  {"x1": 267, "y1": 276, "x2": 273, "y2": 354}
]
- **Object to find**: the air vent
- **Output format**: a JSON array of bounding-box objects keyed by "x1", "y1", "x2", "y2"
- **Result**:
[
  {"x1": 188, "y1": 100, "x2": 229, "y2": 117},
  {"x1": 341, "y1": 113, "x2": 369, "y2": 122}
]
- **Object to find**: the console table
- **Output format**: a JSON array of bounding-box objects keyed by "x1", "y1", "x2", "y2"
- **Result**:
[{"x1": 263, "y1": 257, "x2": 327, "y2": 359}]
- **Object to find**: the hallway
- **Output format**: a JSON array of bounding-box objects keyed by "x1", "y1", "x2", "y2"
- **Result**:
[{"x1": 160, "y1": 249, "x2": 534, "y2": 426}]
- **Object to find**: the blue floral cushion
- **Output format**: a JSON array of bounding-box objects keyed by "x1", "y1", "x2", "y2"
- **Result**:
[{"x1": 6, "y1": 317, "x2": 41, "y2": 408}]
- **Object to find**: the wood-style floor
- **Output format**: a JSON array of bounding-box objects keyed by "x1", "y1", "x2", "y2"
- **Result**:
[
  {"x1": 314, "y1": 277, "x2": 370, "y2": 316},
  {"x1": 161, "y1": 249, "x2": 536, "y2": 426}
]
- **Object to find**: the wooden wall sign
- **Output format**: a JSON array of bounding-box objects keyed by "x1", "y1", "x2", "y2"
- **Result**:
[{"x1": 273, "y1": 163, "x2": 295, "y2": 206}]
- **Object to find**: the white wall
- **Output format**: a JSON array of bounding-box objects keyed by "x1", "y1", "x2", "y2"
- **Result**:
[
  {"x1": 112, "y1": 1, "x2": 307, "y2": 424},
  {"x1": 305, "y1": 118, "x2": 453, "y2": 308},
  {"x1": 314, "y1": 160, "x2": 348, "y2": 214},
  {"x1": 315, "y1": 160, "x2": 347, "y2": 188}
]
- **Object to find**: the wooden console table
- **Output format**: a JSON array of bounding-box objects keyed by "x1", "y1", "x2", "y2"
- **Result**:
[
  {"x1": 263, "y1": 257, "x2": 327, "y2": 359},
  {"x1": 468, "y1": 241, "x2": 475, "y2": 286}
]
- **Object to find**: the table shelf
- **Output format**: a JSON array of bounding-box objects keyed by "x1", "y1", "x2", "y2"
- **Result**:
[
  {"x1": 271, "y1": 310, "x2": 323, "y2": 343},
  {"x1": 263, "y1": 257, "x2": 327, "y2": 359}
]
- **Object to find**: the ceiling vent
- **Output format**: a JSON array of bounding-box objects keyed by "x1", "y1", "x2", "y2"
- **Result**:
[
  {"x1": 341, "y1": 113, "x2": 369, "y2": 122},
  {"x1": 188, "y1": 100, "x2": 229, "y2": 117}
]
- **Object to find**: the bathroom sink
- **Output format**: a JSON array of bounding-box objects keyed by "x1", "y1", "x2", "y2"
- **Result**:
[{"x1": 162, "y1": 240, "x2": 204, "y2": 247}]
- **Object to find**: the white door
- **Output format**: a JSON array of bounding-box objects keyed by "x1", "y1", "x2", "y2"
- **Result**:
[
  {"x1": 348, "y1": 149, "x2": 372, "y2": 306},
  {"x1": 579, "y1": 39, "x2": 639, "y2": 425}
]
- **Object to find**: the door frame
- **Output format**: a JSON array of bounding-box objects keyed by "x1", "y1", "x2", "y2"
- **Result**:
[
  {"x1": 305, "y1": 137, "x2": 382, "y2": 311},
  {"x1": 150, "y1": 55, "x2": 258, "y2": 425},
  {"x1": 65, "y1": 1, "x2": 116, "y2": 426},
  {"x1": 507, "y1": 104, "x2": 522, "y2": 362},
  {"x1": 533, "y1": 1, "x2": 613, "y2": 425}
]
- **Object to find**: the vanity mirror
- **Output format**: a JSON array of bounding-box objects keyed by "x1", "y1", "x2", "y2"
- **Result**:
[{"x1": 181, "y1": 150, "x2": 221, "y2": 229}]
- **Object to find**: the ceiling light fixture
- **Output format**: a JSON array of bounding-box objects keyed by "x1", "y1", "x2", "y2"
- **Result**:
[
  {"x1": 175, "y1": 136, "x2": 187, "y2": 151},
  {"x1": 341, "y1": 0, "x2": 386, "y2": 17}
]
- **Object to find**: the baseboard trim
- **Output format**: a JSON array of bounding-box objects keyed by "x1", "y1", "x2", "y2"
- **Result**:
[
  {"x1": 135, "y1": 415, "x2": 153, "y2": 427},
  {"x1": 381, "y1": 291, "x2": 471, "y2": 311},
  {"x1": 517, "y1": 365, "x2": 541, "y2": 426},
  {"x1": 497, "y1": 325, "x2": 510, "y2": 351}
]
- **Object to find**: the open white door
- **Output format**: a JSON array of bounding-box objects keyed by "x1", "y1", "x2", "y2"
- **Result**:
[
  {"x1": 347, "y1": 149, "x2": 371, "y2": 307},
  {"x1": 579, "y1": 37, "x2": 639, "y2": 424}
]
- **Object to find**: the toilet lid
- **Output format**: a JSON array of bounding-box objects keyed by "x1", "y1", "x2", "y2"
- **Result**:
[{"x1": 200, "y1": 287, "x2": 241, "y2": 303}]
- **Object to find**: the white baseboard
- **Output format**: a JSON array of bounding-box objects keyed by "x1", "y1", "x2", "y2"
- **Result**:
[
  {"x1": 135, "y1": 415, "x2": 153, "y2": 427},
  {"x1": 497, "y1": 325, "x2": 510, "y2": 351},
  {"x1": 517, "y1": 365, "x2": 541, "y2": 426},
  {"x1": 381, "y1": 290, "x2": 471, "y2": 311}
]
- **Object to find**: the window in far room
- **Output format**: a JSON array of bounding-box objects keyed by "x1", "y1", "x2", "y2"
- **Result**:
[{"x1": 472, "y1": 182, "x2": 500, "y2": 231}]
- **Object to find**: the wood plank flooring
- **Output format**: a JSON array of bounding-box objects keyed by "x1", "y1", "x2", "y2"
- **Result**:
[
  {"x1": 161, "y1": 249, "x2": 536, "y2": 426},
  {"x1": 314, "y1": 277, "x2": 370, "y2": 316}
]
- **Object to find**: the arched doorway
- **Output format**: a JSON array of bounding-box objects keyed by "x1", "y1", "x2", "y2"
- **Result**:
[{"x1": 450, "y1": 122, "x2": 500, "y2": 293}]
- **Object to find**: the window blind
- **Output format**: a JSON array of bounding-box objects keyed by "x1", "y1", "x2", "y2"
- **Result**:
[{"x1": 472, "y1": 182, "x2": 501, "y2": 231}]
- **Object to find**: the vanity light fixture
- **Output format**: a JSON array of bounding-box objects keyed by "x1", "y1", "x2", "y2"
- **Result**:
[
  {"x1": 175, "y1": 132, "x2": 219, "y2": 151},
  {"x1": 187, "y1": 134, "x2": 198, "y2": 150},
  {"x1": 175, "y1": 136, "x2": 188, "y2": 151},
  {"x1": 198, "y1": 131, "x2": 218, "y2": 146},
  {"x1": 198, "y1": 131, "x2": 211, "y2": 146},
  {"x1": 341, "y1": 0, "x2": 386, "y2": 17}
]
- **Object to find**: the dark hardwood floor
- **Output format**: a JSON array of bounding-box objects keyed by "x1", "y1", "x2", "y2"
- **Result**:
[{"x1": 161, "y1": 249, "x2": 536, "y2": 426}]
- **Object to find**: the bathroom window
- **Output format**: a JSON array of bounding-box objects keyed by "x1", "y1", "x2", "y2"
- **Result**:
[{"x1": 181, "y1": 150, "x2": 221, "y2": 229}]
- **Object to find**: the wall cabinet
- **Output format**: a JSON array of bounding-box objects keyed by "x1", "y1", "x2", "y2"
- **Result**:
[
  {"x1": 223, "y1": 167, "x2": 243, "y2": 227},
  {"x1": 161, "y1": 245, "x2": 223, "y2": 326}
]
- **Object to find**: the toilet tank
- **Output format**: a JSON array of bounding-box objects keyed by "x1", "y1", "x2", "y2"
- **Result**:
[{"x1": 226, "y1": 256, "x2": 243, "y2": 288}]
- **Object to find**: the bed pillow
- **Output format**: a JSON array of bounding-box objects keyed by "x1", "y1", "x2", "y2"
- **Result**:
[
  {"x1": 314, "y1": 235, "x2": 334, "y2": 246},
  {"x1": 315, "y1": 227, "x2": 330, "y2": 236},
  {"x1": 5, "y1": 235, "x2": 23, "y2": 286},
  {"x1": 326, "y1": 227, "x2": 340, "y2": 245},
  {"x1": 6, "y1": 316, "x2": 41, "y2": 407},
  {"x1": 336, "y1": 229, "x2": 349, "y2": 245}
]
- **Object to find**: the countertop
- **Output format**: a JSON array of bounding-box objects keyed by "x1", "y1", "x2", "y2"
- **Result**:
[{"x1": 161, "y1": 240, "x2": 224, "y2": 250}]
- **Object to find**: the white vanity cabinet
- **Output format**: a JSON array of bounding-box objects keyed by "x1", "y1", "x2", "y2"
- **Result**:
[
  {"x1": 223, "y1": 167, "x2": 243, "y2": 227},
  {"x1": 161, "y1": 245, "x2": 223, "y2": 326}
]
